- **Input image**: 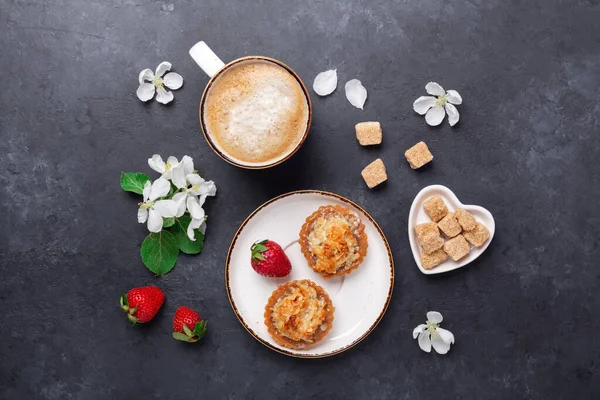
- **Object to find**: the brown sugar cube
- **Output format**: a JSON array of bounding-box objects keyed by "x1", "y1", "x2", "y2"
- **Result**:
[
  {"x1": 421, "y1": 248, "x2": 448, "y2": 269},
  {"x1": 437, "y1": 212, "x2": 462, "y2": 238},
  {"x1": 415, "y1": 222, "x2": 440, "y2": 241},
  {"x1": 415, "y1": 222, "x2": 444, "y2": 254},
  {"x1": 423, "y1": 195, "x2": 449, "y2": 222},
  {"x1": 455, "y1": 208, "x2": 477, "y2": 231},
  {"x1": 361, "y1": 158, "x2": 387, "y2": 189},
  {"x1": 463, "y1": 223, "x2": 490, "y2": 247},
  {"x1": 355, "y1": 121, "x2": 382, "y2": 146},
  {"x1": 404, "y1": 141, "x2": 433, "y2": 169},
  {"x1": 443, "y1": 235, "x2": 470, "y2": 261}
]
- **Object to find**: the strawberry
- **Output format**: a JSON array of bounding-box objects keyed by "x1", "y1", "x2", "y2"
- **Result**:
[
  {"x1": 120, "y1": 286, "x2": 165, "y2": 324},
  {"x1": 172, "y1": 306, "x2": 207, "y2": 343},
  {"x1": 250, "y1": 239, "x2": 292, "y2": 277}
]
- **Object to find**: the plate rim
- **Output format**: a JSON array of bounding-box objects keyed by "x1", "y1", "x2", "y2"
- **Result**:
[{"x1": 224, "y1": 190, "x2": 395, "y2": 358}]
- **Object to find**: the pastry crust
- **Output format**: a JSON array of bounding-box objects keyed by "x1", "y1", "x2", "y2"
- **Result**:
[
  {"x1": 299, "y1": 205, "x2": 368, "y2": 279},
  {"x1": 264, "y1": 280, "x2": 335, "y2": 350}
]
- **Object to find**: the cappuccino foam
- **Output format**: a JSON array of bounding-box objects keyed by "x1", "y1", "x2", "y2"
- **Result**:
[{"x1": 203, "y1": 60, "x2": 309, "y2": 165}]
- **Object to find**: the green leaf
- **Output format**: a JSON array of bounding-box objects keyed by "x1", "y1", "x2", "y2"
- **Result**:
[
  {"x1": 193, "y1": 321, "x2": 207, "y2": 336},
  {"x1": 172, "y1": 332, "x2": 191, "y2": 342},
  {"x1": 120, "y1": 172, "x2": 151, "y2": 194},
  {"x1": 162, "y1": 217, "x2": 175, "y2": 228},
  {"x1": 170, "y1": 215, "x2": 204, "y2": 255},
  {"x1": 119, "y1": 294, "x2": 128, "y2": 308},
  {"x1": 140, "y1": 231, "x2": 179, "y2": 275},
  {"x1": 183, "y1": 324, "x2": 193, "y2": 337}
]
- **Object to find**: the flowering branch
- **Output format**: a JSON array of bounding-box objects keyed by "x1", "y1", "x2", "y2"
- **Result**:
[{"x1": 120, "y1": 155, "x2": 217, "y2": 275}]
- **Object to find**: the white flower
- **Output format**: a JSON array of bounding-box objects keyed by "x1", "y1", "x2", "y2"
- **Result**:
[
  {"x1": 170, "y1": 155, "x2": 214, "y2": 214},
  {"x1": 136, "y1": 61, "x2": 183, "y2": 105},
  {"x1": 148, "y1": 154, "x2": 184, "y2": 180},
  {"x1": 413, "y1": 311, "x2": 455, "y2": 354},
  {"x1": 170, "y1": 156, "x2": 195, "y2": 189},
  {"x1": 137, "y1": 178, "x2": 178, "y2": 232},
  {"x1": 413, "y1": 82, "x2": 462, "y2": 126},
  {"x1": 179, "y1": 174, "x2": 217, "y2": 241},
  {"x1": 144, "y1": 154, "x2": 216, "y2": 240}
]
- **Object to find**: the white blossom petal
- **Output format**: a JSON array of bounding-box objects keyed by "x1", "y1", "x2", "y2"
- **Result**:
[
  {"x1": 445, "y1": 103, "x2": 460, "y2": 126},
  {"x1": 180, "y1": 156, "x2": 194, "y2": 175},
  {"x1": 137, "y1": 208, "x2": 148, "y2": 223},
  {"x1": 198, "y1": 220, "x2": 207, "y2": 235},
  {"x1": 425, "y1": 105, "x2": 445, "y2": 126},
  {"x1": 413, "y1": 324, "x2": 427, "y2": 339},
  {"x1": 142, "y1": 180, "x2": 152, "y2": 202},
  {"x1": 198, "y1": 180, "x2": 217, "y2": 196},
  {"x1": 344, "y1": 79, "x2": 367, "y2": 110},
  {"x1": 148, "y1": 155, "x2": 165, "y2": 174},
  {"x1": 136, "y1": 83, "x2": 155, "y2": 102},
  {"x1": 313, "y1": 69, "x2": 338, "y2": 96},
  {"x1": 153, "y1": 199, "x2": 178, "y2": 218},
  {"x1": 186, "y1": 197, "x2": 205, "y2": 220},
  {"x1": 418, "y1": 331, "x2": 432, "y2": 353},
  {"x1": 446, "y1": 90, "x2": 462, "y2": 105},
  {"x1": 427, "y1": 311, "x2": 443, "y2": 324},
  {"x1": 172, "y1": 192, "x2": 187, "y2": 218},
  {"x1": 139, "y1": 68, "x2": 154, "y2": 84},
  {"x1": 187, "y1": 175, "x2": 217, "y2": 198},
  {"x1": 425, "y1": 82, "x2": 445, "y2": 96},
  {"x1": 156, "y1": 86, "x2": 174, "y2": 104},
  {"x1": 413, "y1": 96, "x2": 437, "y2": 115},
  {"x1": 170, "y1": 163, "x2": 186, "y2": 189},
  {"x1": 148, "y1": 177, "x2": 171, "y2": 201},
  {"x1": 155, "y1": 61, "x2": 172, "y2": 77},
  {"x1": 186, "y1": 173, "x2": 204, "y2": 187},
  {"x1": 147, "y1": 209, "x2": 164, "y2": 232},
  {"x1": 187, "y1": 217, "x2": 203, "y2": 241},
  {"x1": 431, "y1": 335, "x2": 451, "y2": 354},
  {"x1": 163, "y1": 72, "x2": 183, "y2": 90},
  {"x1": 436, "y1": 327, "x2": 455, "y2": 344},
  {"x1": 166, "y1": 156, "x2": 179, "y2": 167}
]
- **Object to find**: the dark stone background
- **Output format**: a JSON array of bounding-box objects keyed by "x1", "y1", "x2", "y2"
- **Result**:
[{"x1": 1, "y1": 0, "x2": 599, "y2": 398}]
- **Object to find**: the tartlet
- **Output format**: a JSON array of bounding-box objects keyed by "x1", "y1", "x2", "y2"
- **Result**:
[
  {"x1": 264, "y1": 280, "x2": 335, "y2": 350},
  {"x1": 299, "y1": 205, "x2": 368, "y2": 279}
]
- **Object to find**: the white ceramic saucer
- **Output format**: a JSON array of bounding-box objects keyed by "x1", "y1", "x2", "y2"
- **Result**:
[
  {"x1": 408, "y1": 185, "x2": 495, "y2": 275},
  {"x1": 225, "y1": 190, "x2": 394, "y2": 358}
]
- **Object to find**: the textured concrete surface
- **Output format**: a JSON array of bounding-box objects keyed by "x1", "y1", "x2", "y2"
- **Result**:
[{"x1": 1, "y1": 0, "x2": 599, "y2": 398}]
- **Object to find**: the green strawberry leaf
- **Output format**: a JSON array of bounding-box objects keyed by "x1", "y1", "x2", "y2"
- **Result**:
[
  {"x1": 251, "y1": 240, "x2": 269, "y2": 262},
  {"x1": 140, "y1": 231, "x2": 179, "y2": 275},
  {"x1": 172, "y1": 332, "x2": 190, "y2": 342},
  {"x1": 183, "y1": 324, "x2": 193, "y2": 337},
  {"x1": 193, "y1": 321, "x2": 207, "y2": 336},
  {"x1": 120, "y1": 172, "x2": 151, "y2": 194},
  {"x1": 162, "y1": 217, "x2": 175, "y2": 228},
  {"x1": 170, "y1": 215, "x2": 204, "y2": 255}
]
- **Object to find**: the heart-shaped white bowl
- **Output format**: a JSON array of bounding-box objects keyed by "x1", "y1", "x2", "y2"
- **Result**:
[{"x1": 408, "y1": 185, "x2": 495, "y2": 275}]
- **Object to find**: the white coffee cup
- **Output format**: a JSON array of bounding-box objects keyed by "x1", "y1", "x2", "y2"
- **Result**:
[{"x1": 189, "y1": 41, "x2": 312, "y2": 169}]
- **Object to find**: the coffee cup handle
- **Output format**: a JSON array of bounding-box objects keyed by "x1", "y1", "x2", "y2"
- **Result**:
[{"x1": 189, "y1": 41, "x2": 225, "y2": 78}]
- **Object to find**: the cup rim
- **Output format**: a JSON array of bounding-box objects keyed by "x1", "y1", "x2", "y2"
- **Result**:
[{"x1": 198, "y1": 56, "x2": 313, "y2": 170}]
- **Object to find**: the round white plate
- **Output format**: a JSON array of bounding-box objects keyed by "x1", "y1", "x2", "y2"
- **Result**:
[{"x1": 225, "y1": 191, "x2": 394, "y2": 358}]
